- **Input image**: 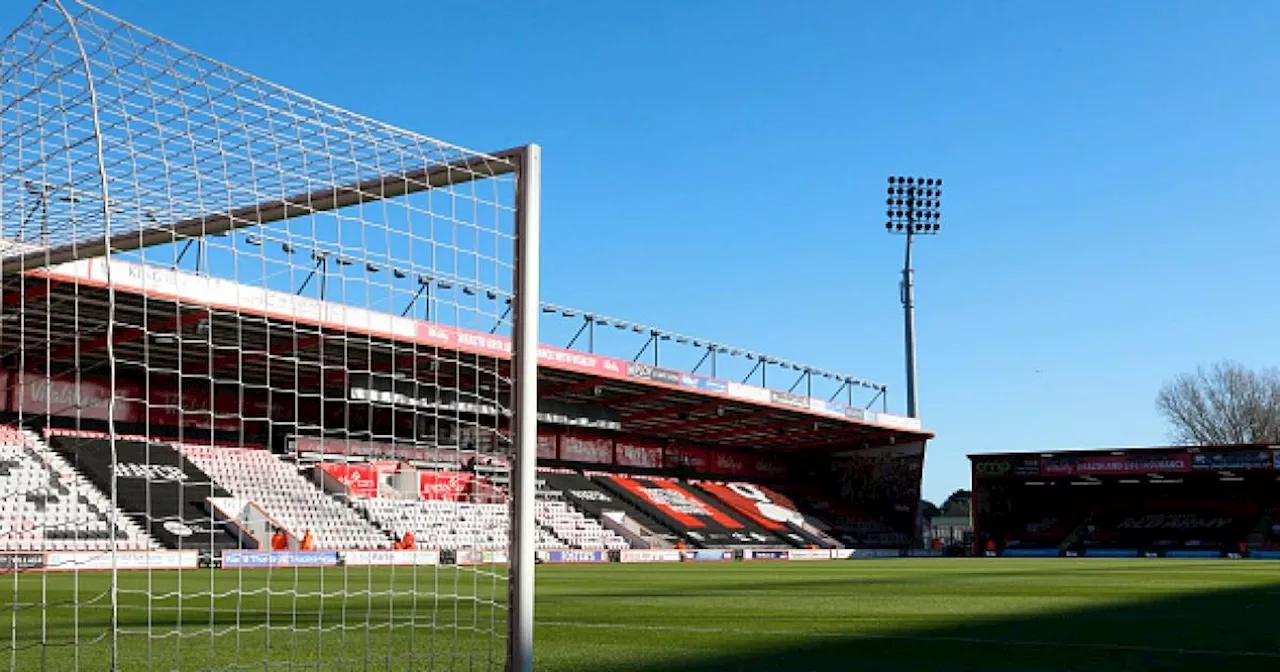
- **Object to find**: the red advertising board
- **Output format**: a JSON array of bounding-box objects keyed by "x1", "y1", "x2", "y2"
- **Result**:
[
  {"x1": 293, "y1": 437, "x2": 462, "y2": 464},
  {"x1": 1041, "y1": 453, "x2": 1192, "y2": 477},
  {"x1": 418, "y1": 471, "x2": 474, "y2": 501},
  {"x1": 754, "y1": 454, "x2": 788, "y2": 478},
  {"x1": 319, "y1": 463, "x2": 380, "y2": 498},
  {"x1": 415, "y1": 322, "x2": 627, "y2": 378},
  {"x1": 10, "y1": 370, "x2": 264, "y2": 432},
  {"x1": 559, "y1": 432, "x2": 613, "y2": 464},
  {"x1": 664, "y1": 446, "x2": 709, "y2": 471},
  {"x1": 708, "y1": 450, "x2": 753, "y2": 477},
  {"x1": 537, "y1": 430, "x2": 558, "y2": 459},
  {"x1": 614, "y1": 439, "x2": 663, "y2": 468},
  {"x1": 14, "y1": 370, "x2": 126, "y2": 422}
]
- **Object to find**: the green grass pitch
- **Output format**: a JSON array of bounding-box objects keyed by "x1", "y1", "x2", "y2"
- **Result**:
[{"x1": 2, "y1": 559, "x2": 1278, "y2": 670}]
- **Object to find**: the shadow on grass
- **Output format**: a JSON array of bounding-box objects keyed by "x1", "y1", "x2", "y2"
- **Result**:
[{"x1": 561, "y1": 581, "x2": 1280, "y2": 672}]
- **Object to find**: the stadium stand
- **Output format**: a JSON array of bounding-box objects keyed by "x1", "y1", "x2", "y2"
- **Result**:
[
  {"x1": 348, "y1": 469, "x2": 629, "y2": 551},
  {"x1": 51, "y1": 434, "x2": 245, "y2": 553},
  {"x1": 978, "y1": 485, "x2": 1083, "y2": 552},
  {"x1": 535, "y1": 478, "x2": 629, "y2": 550},
  {"x1": 777, "y1": 485, "x2": 910, "y2": 548},
  {"x1": 692, "y1": 480, "x2": 837, "y2": 548},
  {"x1": 1076, "y1": 498, "x2": 1260, "y2": 553},
  {"x1": 354, "y1": 498, "x2": 511, "y2": 551},
  {"x1": 539, "y1": 470, "x2": 677, "y2": 549},
  {"x1": 598, "y1": 474, "x2": 779, "y2": 547},
  {"x1": 0, "y1": 428, "x2": 155, "y2": 552},
  {"x1": 180, "y1": 445, "x2": 391, "y2": 550}
]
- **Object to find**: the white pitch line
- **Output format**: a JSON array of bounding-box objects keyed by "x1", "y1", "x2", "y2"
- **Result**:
[{"x1": 539, "y1": 621, "x2": 1280, "y2": 659}]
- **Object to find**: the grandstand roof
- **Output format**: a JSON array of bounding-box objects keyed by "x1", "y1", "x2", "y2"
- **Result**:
[
  {"x1": 969, "y1": 444, "x2": 1279, "y2": 481},
  {"x1": 5, "y1": 260, "x2": 930, "y2": 453},
  {"x1": 970, "y1": 443, "x2": 1280, "y2": 461}
]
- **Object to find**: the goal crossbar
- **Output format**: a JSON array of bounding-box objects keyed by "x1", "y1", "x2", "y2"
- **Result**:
[{"x1": 1, "y1": 147, "x2": 525, "y2": 276}]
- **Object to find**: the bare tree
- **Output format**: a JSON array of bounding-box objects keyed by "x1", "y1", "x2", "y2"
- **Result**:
[{"x1": 1156, "y1": 361, "x2": 1280, "y2": 445}]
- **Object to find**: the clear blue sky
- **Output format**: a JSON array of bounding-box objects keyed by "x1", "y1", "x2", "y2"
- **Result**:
[{"x1": 7, "y1": 1, "x2": 1280, "y2": 502}]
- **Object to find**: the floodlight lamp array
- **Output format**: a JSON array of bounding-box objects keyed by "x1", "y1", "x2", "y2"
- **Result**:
[{"x1": 885, "y1": 175, "x2": 942, "y2": 234}]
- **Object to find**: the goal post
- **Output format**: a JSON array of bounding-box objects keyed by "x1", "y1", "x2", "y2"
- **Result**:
[
  {"x1": 0, "y1": 1, "x2": 540, "y2": 670},
  {"x1": 508, "y1": 145, "x2": 540, "y2": 672}
]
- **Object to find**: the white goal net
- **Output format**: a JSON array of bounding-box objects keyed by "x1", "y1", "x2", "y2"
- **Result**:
[{"x1": 0, "y1": 1, "x2": 539, "y2": 670}]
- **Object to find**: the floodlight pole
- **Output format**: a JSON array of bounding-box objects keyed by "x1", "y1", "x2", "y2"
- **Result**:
[
  {"x1": 901, "y1": 222, "x2": 919, "y2": 419},
  {"x1": 884, "y1": 176, "x2": 940, "y2": 420}
]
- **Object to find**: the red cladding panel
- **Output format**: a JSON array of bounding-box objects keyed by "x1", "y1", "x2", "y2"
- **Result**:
[
  {"x1": 320, "y1": 463, "x2": 379, "y2": 498},
  {"x1": 418, "y1": 471, "x2": 474, "y2": 501}
]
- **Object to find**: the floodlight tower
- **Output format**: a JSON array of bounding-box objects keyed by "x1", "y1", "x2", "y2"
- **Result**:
[{"x1": 885, "y1": 176, "x2": 941, "y2": 419}]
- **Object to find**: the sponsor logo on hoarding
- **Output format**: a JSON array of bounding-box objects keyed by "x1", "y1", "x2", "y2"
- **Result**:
[
  {"x1": 974, "y1": 461, "x2": 1012, "y2": 476},
  {"x1": 1042, "y1": 454, "x2": 1192, "y2": 476},
  {"x1": 1274, "y1": 450, "x2": 1280, "y2": 470},
  {"x1": 651, "y1": 369, "x2": 681, "y2": 385},
  {"x1": 619, "y1": 549, "x2": 681, "y2": 563},
  {"x1": 221, "y1": 550, "x2": 339, "y2": 569},
  {"x1": 601, "y1": 358, "x2": 623, "y2": 374},
  {"x1": 702, "y1": 379, "x2": 728, "y2": 394},
  {"x1": 726, "y1": 382, "x2": 770, "y2": 403},
  {"x1": 626, "y1": 363, "x2": 682, "y2": 386},
  {"x1": 615, "y1": 441, "x2": 663, "y2": 468},
  {"x1": 841, "y1": 549, "x2": 901, "y2": 559},
  {"x1": 746, "y1": 549, "x2": 789, "y2": 560},
  {"x1": 418, "y1": 471, "x2": 474, "y2": 501},
  {"x1": 321, "y1": 463, "x2": 380, "y2": 497},
  {"x1": 769, "y1": 390, "x2": 810, "y2": 410},
  {"x1": 0, "y1": 553, "x2": 45, "y2": 570},
  {"x1": 342, "y1": 550, "x2": 440, "y2": 567},
  {"x1": 680, "y1": 374, "x2": 703, "y2": 389},
  {"x1": 787, "y1": 549, "x2": 832, "y2": 561},
  {"x1": 45, "y1": 551, "x2": 199, "y2": 571},
  {"x1": 681, "y1": 550, "x2": 733, "y2": 562},
  {"x1": 712, "y1": 452, "x2": 748, "y2": 475},
  {"x1": 1012, "y1": 458, "x2": 1041, "y2": 476},
  {"x1": 1191, "y1": 451, "x2": 1273, "y2": 471},
  {"x1": 546, "y1": 550, "x2": 607, "y2": 563}
]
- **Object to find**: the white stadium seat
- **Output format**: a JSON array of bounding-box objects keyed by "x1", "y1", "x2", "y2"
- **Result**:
[
  {"x1": 0, "y1": 428, "x2": 157, "y2": 552},
  {"x1": 180, "y1": 444, "x2": 391, "y2": 550}
]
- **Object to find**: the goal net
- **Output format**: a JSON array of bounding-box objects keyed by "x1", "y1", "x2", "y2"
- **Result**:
[{"x1": 0, "y1": 1, "x2": 539, "y2": 670}]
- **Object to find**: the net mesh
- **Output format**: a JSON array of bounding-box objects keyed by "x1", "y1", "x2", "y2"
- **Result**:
[{"x1": 0, "y1": 1, "x2": 526, "y2": 669}]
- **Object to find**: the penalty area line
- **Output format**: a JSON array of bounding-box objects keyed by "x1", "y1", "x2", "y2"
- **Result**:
[{"x1": 538, "y1": 621, "x2": 1280, "y2": 659}]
